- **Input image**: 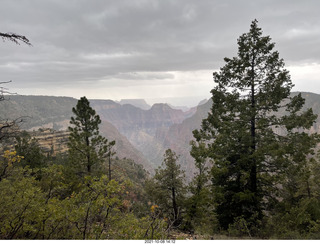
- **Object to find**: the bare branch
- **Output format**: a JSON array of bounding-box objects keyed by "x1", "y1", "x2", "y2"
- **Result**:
[
  {"x1": 0, "y1": 32, "x2": 32, "y2": 46},
  {"x1": 0, "y1": 116, "x2": 29, "y2": 141}
]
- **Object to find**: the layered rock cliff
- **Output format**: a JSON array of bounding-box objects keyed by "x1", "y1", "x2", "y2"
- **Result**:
[{"x1": 30, "y1": 128, "x2": 69, "y2": 156}]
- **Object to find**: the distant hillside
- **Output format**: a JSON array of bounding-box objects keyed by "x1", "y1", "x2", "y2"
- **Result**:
[
  {"x1": 294, "y1": 92, "x2": 320, "y2": 132},
  {"x1": 154, "y1": 99, "x2": 213, "y2": 179},
  {"x1": 90, "y1": 99, "x2": 193, "y2": 168},
  {"x1": 99, "y1": 120, "x2": 154, "y2": 172},
  {"x1": 90, "y1": 100, "x2": 188, "y2": 133},
  {"x1": 0, "y1": 95, "x2": 77, "y2": 130}
]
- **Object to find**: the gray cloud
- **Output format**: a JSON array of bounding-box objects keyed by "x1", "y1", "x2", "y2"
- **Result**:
[{"x1": 0, "y1": 0, "x2": 320, "y2": 104}]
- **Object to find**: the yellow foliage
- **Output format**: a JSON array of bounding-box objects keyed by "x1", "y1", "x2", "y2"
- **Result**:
[
  {"x1": 150, "y1": 204, "x2": 159, "y2": 213},
  {"x1": 3, "y1": 150, "x2": 23, "y2": 166}
]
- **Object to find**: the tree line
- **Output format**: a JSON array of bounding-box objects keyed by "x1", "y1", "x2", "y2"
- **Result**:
[{"x1": 1, "y1": 20, "x2": 320, "y2": 239}]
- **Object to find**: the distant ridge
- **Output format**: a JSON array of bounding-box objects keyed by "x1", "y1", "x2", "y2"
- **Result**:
[
  {"x1": 119, "y1": 99, "x2": 151, "y2": 110},
  {"x1": 198, "y1": 98, "x2": 208, "y2": 106},
  {"x1": 168, "y1": 104, "x2": 190, "y2": 112}
]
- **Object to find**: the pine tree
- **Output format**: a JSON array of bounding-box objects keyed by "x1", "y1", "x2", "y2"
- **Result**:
[
  {"x1": 146, "y1": 149, "x2": 186, "y2": 226},
  {"x1": 15, "y1": 131, "x2": 46, "y2": 169},
  {"x1": 192, "y1": 20, "x2": 319, "y2": 232},
  {"x1": 186, "y1": 141, "x2": 214, "y2": 233},
  {"x1": 68, "y1": 96, "x2": 115, "y2": 176}
]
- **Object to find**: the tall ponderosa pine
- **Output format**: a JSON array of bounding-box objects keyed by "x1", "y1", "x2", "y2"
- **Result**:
[
  {"x1": 192, "y1": 20, "x2": 318, "y2": 231},
  {"x1": 68, "y1": 96, "x2": 115, "y2": 175}
]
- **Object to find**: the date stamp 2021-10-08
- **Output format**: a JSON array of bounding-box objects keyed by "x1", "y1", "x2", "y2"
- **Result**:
[{"x1": 145, "y1": 240, "x2": 176, "y2": 244}]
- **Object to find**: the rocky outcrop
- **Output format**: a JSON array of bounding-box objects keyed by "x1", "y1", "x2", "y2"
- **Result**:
[
  {"x1": 30, "y1": 128, "x2": 69, "y2": 156},
  {"x1": 29, "y1": 124, "x2": 153, "y2": 172}
]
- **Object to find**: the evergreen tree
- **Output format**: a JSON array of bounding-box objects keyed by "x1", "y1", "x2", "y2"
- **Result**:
[
  {"x1": 15, "y1": 131, "x2": 46, "y2": 169},
  {"x1": 192, "y1": 20, "x2": 318, "y2": 233},
  {"x1": 68, "y1": 96, "x2": 115, "y2": 176},
  {"x1": 146, "y1": 149, "x2": 186, "y2": 226},
  {"x1": 186, "y1": 141, "x2": 215, "y2": 233}
]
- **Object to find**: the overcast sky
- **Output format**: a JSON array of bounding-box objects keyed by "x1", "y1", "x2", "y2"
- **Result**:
[{"x1": 0, "y1": 0, "x2": 320, "y2": 106}]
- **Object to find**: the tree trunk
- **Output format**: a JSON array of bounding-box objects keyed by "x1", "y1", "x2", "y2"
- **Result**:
[
  {"x1": 172, "y1": 187, "x2": 178, "y2": 224},
  {"x1": 86, "y1": 136, "x2": 91, "y2": 173},
  {"x1": 250, "y1": 54, "x2": 259, "y2": 219},
  {"x1": 108, "y1": 154, "x2": 111, "y2": 182}
]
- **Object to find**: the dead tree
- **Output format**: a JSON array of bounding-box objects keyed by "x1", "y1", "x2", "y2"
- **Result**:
[{"x1": 0, "y1": 32, "x2": 32, "y2": 142}]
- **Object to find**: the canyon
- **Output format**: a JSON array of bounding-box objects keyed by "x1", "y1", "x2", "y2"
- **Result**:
[{"x1": 1, "y1": 92, "x2": 320, "y2": 180}]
